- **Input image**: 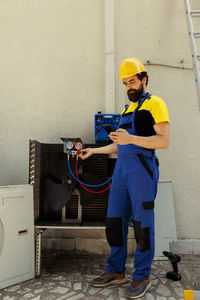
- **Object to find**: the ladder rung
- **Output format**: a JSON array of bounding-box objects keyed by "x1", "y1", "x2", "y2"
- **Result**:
[
  {"x1": 191, "y1": 10, "x2": 200, "y2": 17},
  {"x1": 194, "y1": 33, "x2": 200, "y2": 38}
]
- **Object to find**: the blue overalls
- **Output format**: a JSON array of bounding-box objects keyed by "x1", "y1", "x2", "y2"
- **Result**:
[{"x1": 105, "y1": 93, "x2": 159, "y2": 280}]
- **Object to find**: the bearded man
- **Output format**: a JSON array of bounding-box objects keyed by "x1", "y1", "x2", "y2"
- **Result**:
[{"x1": 79, "y1": 57, "x2": 170, "y2": 299}]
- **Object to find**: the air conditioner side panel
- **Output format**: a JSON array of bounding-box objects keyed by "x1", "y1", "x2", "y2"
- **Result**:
[{"x1": 0, "y1": 185, "x2": 35, "y2": 289}]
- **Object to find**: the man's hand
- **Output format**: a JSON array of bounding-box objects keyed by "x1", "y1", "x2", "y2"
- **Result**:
[
  {"x1": 77, "y1": 143, "x2": 118, "y2": 160},
  {"x1": 110, "y1": 122, "x2": 170, "y2": 149},
  {"x1": 78, "y1": 148, "x2": 94, "y2": 160},
  {"x1": 110, "y1": 128, "x2": 131, "y2": 145}
]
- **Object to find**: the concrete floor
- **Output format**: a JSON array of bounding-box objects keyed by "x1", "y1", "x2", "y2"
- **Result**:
[{"x1": 0, "y1": 252, "x2": 200, "y2": 300}]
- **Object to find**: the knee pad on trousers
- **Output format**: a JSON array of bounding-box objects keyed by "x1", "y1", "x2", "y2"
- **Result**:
[
  {"x1": 133, "y1": 220, "x2": 150, "y2": 252},
  {"x1": 106, "y1": 217, "x2": 123, "y2": 247}
]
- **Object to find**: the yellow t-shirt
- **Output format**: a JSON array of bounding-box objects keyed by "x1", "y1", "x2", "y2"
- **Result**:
[
  {"x1": 121, "y1": 94, "x2": 169, "y2": 137},
  {"x1": 121, "y1": 94, "x2": 169, "y2": 124}
]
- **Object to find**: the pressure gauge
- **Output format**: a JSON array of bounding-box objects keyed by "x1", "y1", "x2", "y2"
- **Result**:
[
  {"x1": 74, "y1": 141, "x2": 83, "y2": 151},
  {"x1": 65, "y1": 141, "x2": 74, "y2": 150}
]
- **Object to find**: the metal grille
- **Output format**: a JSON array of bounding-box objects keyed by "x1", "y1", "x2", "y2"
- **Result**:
[
  {"x1": 29, "y1": 140, "x2": 41, "y2": 222},
  {"x1": 65, "y1": 194, "x2": 79, "y2": 219},
  {"x1": 29, "y1": 140, "x2": 111, "y2": 225},
  {"x1": 40, "y1": 143, "x2": 63, "y2": 222}
]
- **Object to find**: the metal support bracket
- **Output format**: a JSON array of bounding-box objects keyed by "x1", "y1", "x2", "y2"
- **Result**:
[{"x1": 35, "y1": 229, "x2": 46, "y2": 277}]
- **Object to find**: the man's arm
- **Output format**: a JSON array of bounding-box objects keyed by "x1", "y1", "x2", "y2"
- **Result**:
[
  {"x1": 78, "y1": 142, "x2": 118, "y2": 160},
  {"x1": 109, "y1": 122, "x2": 170, "y2": 149}
]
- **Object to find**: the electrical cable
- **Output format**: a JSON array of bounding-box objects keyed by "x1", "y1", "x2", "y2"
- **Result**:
[{"x1": 144, "y1": 60, "x2": 193, "y2": 70}]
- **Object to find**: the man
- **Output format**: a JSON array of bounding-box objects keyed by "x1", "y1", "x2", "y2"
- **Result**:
[{"x1": 79, "y1": 57, "x2": 170, "y2": 299}]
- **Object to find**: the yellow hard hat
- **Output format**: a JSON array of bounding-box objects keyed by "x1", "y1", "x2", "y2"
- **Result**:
[{"x1": 119, "y1": 57, "x2": 146, "y2": 79}]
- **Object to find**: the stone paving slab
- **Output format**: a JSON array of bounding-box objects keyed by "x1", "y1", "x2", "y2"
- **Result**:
[{"x1": 0, "y1": 253, "x2": 200, "y2": 300}]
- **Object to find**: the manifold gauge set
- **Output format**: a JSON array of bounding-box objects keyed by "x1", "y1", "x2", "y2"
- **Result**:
[{"x1": 60, "y1": 137, "x2": 83, "y2": 155}]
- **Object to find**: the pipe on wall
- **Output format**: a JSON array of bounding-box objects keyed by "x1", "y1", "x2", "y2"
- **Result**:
[{"x1": 105, "y1": 0, "x2": 115, "y2": 113}]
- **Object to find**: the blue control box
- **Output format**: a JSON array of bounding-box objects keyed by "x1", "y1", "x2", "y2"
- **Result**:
[{"x1": 95, "y1": 113, "x2": 121, "y2": 143}]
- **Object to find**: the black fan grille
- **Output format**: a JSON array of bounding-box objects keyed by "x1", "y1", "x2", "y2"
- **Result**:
[{"x1": 29, "y1": 140, "x2": 112, "y2": 225}]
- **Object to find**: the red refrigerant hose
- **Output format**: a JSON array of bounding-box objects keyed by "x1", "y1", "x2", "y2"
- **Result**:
[{"x1": 75, "y1": 156, "x2": 111, "y2": 194}]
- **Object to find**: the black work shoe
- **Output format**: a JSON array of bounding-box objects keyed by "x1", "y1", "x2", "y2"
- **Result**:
[
  {"x1": 92, "y1": 270, "x2": 128, "y2": 287},
  {"x1": 124, "y1": 277, "x2": 151, "y2": 299}
]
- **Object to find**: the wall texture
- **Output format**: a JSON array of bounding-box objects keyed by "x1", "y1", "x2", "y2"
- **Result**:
[
  {"x1": 0, "y1": 0, "x2": 105, "y2": 183},
  {"x1": 0, "y1": 0, "x2": 200, "y2": 241}
]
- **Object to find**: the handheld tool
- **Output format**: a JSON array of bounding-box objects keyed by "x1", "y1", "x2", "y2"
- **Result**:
[{"x1": 163, "y1": 251, "x2": 181, "y2": 281}]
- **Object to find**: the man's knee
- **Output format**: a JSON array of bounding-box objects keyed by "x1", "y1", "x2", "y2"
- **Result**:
[
  {"x1": 133, "y1": 220, "x2": 150, "y2": 252},
  {"x1": 106, "y1": 217, "x2": 123, "y2": 247}
]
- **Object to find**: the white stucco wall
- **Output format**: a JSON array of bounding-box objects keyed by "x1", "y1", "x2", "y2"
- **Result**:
[
  {"x1": 0, "y1": 0, "x2": 104, "y2": 184},
  {"x1": 0, "y1": 0, "x2": 200, "y2": 241}
]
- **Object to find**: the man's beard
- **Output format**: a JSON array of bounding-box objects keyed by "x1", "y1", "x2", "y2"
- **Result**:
[{"x1": 127, "y1": 83, "x2": 144, "y2": 103}]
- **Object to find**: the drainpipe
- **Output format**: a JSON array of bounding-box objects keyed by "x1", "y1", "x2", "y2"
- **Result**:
[{"x1": 105, "y1": 0, "x2": 115, "y2": 113}]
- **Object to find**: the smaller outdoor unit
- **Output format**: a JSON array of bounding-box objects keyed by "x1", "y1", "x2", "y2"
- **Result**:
[{"x1": 0, "y1": 185, "x2": 35, "y2": 289}]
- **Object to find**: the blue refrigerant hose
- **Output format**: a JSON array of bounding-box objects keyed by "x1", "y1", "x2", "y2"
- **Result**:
[{"x1": 67, "y1": 158, "x2": 112, "y2": 187}]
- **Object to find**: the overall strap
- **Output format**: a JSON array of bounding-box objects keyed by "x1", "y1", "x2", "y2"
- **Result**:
[
  {"x1": 135, "y1": 92, "x2": 151, "y2": 113},
  {"x1": 122, "y1": 93, "x2": 151, "y2": 117},
  {"x1": 122, "y1": 104, "x2": 129, "y2": 116}
]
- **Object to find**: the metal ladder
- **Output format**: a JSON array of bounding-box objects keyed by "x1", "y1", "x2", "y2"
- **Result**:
[{"x1": 185, "y1": 0, "x2": 200, "y2": 109}]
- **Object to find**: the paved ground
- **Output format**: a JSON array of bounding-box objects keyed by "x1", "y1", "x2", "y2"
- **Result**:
[{"x1": 0, "y1": 252, "x2": 200, "y2": 300}]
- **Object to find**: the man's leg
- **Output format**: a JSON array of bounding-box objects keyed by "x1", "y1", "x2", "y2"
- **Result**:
[
  {"x1": 124, "y1": 154, "x2": 158, "y2": 298},
  {"x1": 92, "y1": 165, "x2": 132, "y2": 287},
  {"x1": 106, "y1": 167, "x2": 132, "y2": 273}
]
